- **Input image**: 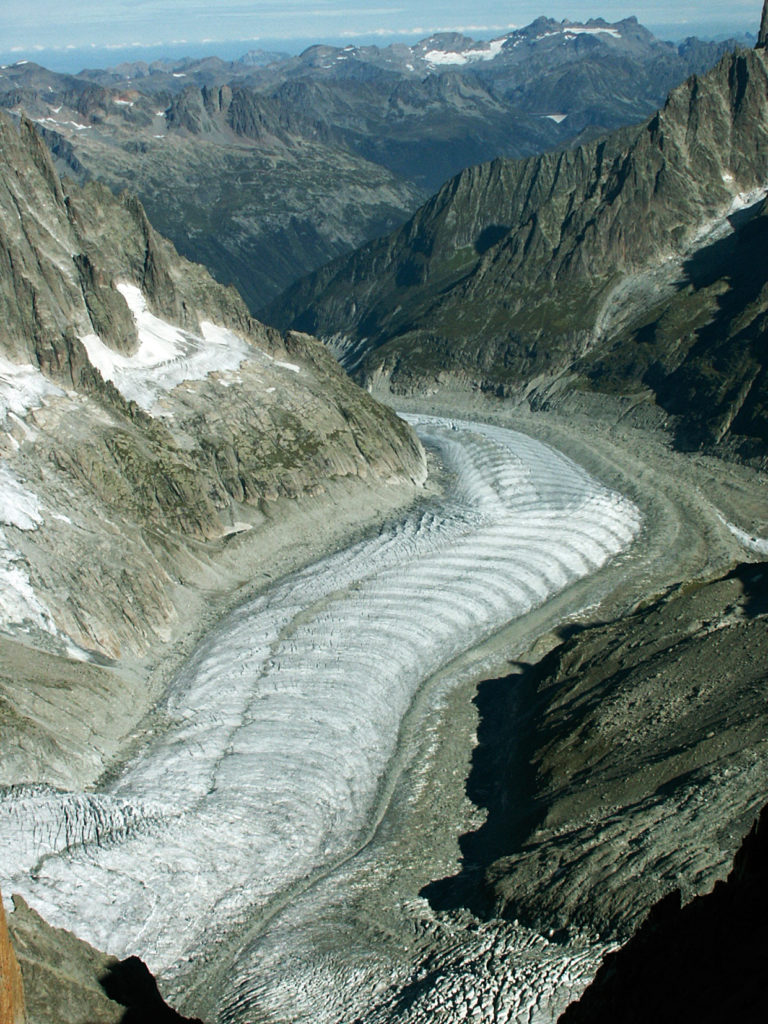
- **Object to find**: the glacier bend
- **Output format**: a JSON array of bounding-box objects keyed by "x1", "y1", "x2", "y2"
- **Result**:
[{"x1": 1, "y1": 416, "x2": 640, "y2": 1008}]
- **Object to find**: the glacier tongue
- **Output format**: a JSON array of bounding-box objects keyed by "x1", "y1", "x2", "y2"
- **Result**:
[{"x1": 1, "y1": 416, "x2": 640, "y2": 994}]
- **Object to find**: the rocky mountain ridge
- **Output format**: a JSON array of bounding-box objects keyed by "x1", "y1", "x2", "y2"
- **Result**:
[
  {"x1": 2, "y1": 887, "x2": 203, "y2": 1024},
  {"x1": 0, "y1": 17, "x2": 738, "y2": 309},
  {"x1": 270, "y1": 43, "x2": 768, "y2": 463},
  {"x1": 0, "y1": 107, "x2": 425, "y2": 791}
]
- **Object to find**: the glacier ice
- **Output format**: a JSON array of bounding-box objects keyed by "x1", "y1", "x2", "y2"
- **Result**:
[{"x1": 1, "y1": 416, "x2": 640, "y2": 1005}]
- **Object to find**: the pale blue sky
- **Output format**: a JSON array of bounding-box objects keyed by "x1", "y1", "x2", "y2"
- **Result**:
[{"x1": 1, "y1": 1, "x2": 762, "y2": 69}]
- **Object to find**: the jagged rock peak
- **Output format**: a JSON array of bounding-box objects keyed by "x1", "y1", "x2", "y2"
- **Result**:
[{"x1": 759, "y1": 1, "x2": 768, "y2": 47}]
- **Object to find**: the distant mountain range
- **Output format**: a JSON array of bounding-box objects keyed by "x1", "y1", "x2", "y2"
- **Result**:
[{"x1": 0, "y1": 17, "x2": 741, "y2": 310}]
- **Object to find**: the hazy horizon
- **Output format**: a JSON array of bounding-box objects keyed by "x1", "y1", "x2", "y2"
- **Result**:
[{"x1": 0, "y1": 2, "x2": 761, "y2": 73}]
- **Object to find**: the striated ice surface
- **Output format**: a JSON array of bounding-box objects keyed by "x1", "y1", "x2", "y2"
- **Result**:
[{"x1": 1, "y1": 416, "x2": 640, "y2": 1011}]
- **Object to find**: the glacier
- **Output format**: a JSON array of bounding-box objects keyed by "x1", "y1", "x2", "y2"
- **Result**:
[{"x1": 1, "y1": 415, "x2": 640, "y2": 1016}]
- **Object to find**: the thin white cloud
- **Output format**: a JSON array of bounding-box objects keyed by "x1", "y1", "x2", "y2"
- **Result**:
[{"x1": 338, "y1": 22, "x2": 518, "y2": 38}]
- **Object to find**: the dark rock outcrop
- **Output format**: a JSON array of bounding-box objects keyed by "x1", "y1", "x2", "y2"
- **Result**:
[
  {"x1": 558, "y1": 803, "x2": 768, "y2": 1023},
  {"x1": 100, "y1": 958, "x2": 203, "y2": 1023},
  {"x1": 0, "y1": 889, "x2": 27, "y2": 1024},
  {"x1": 427, "y1": 563, "x2": 768, "y2": 939},
  {"x1": 7, "y1": 896, "x2": 203, "y2": 1024}
]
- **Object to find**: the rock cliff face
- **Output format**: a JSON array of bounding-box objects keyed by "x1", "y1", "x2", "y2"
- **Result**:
[
  {"x1": 558, "y1": 802, "x2": 768, "y2": 1023},
  {"x1": 0, "y1": 889, "x2": 27, "y2": 1024},
  {"x1": 270, "y1": 44, "x2": 768, "y2": 460},
  {"x1": 5, "y1": 895, "x2": 202, "y2": 1024},
  {"x1": 430, "y1": 562, "x2": 768, "y2": 941},
  {"x1": 0, "y1": 108, "x2": 425, "y2": 788}
]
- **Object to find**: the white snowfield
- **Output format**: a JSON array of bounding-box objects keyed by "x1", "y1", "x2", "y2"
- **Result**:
[
  {"x1": 0, "y1": 463, "x2": 59, "y2": 635},
  {"x1": 79, "y1": 283, "x2": 257, "y2": 413},
  {"x1": 0, "y1": 361, "x2": 65, "y2": 635},
  {"x1": 424, "y1": 38, "x2": 505, "y2": 66},
  {"x1": 0, "y1": 356, "x2": 63, "y2": 427},
  {"x1": 0, "y1": 416, "x2": 640, "y2": 1014},
  {"x1": 534, "y1": 25, "x2": 621, "y2": 40}
]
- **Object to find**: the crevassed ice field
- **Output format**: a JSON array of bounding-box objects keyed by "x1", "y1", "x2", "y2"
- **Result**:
[{"x1": 1, "y1": 415, "x2": 640, "y2": 1015}]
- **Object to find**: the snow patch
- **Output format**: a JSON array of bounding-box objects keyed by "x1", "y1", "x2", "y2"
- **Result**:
[
  {"x1": 0, "y1": 358, "x2": 63, "y2": 427},
  {"x1": 719, "y1": 514, "x2": 768, "y2": 555},
  {"x1": 536, "y1": 25, "x2": 621, "y2": 41},
  {"x1": 78, "y1": 284, "x2": 252, "y2": 413},
  {"x1": 545, "y1": 113, "x2": 568, "y2": 123},
  {"x1": 0, "y1": 464, "x2": 58, "y2": 635},
  {"x1": 274, "y1": 360, "x2": 300, "y2": 374},
  {"x1": 36, "y1": 116, "x2": 90, "y2": 131},
  {"x1": 564, "y1": 25, "x2": 621, "y2": 38},
  {"x1": 424, "y1": 37, "x2": 505, "y2": 66},
  {"x1": 0, "y1": 464, "x2": 42, "y2": 532},
  {"x1": 690, "y1": 181, "x2": 768, "y2": 250}
]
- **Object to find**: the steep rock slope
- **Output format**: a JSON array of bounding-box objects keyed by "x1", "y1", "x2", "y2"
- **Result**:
[
  {"x1": 433, "y1": 562, "x2": 768, "y2": 940},
  {"x1": 271, "y1": 45, "x2": 768, "y2": 460},
  {"x1": 558, "y1": 803, "x2": 768, "y2": 1023},
  {"x1": 0, "y1": 110, "x2": 425, "y2": 787},
  {"x1": 0, "y1": 888, "x2": 26, "y2": 1024},
  {"x1": 5, "y1": 894, "x2": 202, "y2": 1024}
]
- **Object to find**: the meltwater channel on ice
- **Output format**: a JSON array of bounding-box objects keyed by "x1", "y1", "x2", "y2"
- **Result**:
[{"x1": 1, "y1": 415, "x2": 640, "y2": 993}]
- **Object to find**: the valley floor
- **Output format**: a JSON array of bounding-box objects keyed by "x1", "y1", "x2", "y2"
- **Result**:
[
  {"x1": 5, "y1": 394, "x2": 767, "y2": 1023},
  {"x1": 173, "y1": 393, "x2": 765, "y2": 1023}
]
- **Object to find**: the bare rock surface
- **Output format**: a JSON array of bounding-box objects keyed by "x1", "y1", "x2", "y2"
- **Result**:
[
  {"x1": 558, "y1": 802, "x2": 768, "y2": 1023},
  {"x1": 482, "y1": 561, "x2": 768, "y2": 939},
  {"x1": 6, "y1": 895, "x2": 202, "y2": 1024},
  {"x1": 0, "y1": 887, "x2": 26, "y2": 1024}
]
